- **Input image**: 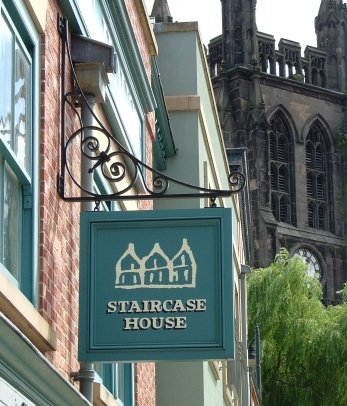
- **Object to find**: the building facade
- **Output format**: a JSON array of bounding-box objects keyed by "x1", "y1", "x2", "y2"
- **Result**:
[
  {"x1": 0, "y1": 0, "x2": 158, "y2": 404},
  {"x1": 209, "y1": 0, "x2": 347, "y2": 304},
  {"x1": 150, "y1": 2, "x2": 255, "y2": 404},
  {"x1": 0, "y1": 0, "x2": 253, "y2": 405}
]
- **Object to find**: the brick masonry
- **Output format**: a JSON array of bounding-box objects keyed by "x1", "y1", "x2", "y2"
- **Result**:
[
  {"x1": 39, "y1": 0, "x2": 81, "y2": 379},
  {"x1": 38, "y1": 0, "x2": 157, "y2": 402},
  {"x1": 135, "y1": 363, "x2": 157, "y2": 406}
]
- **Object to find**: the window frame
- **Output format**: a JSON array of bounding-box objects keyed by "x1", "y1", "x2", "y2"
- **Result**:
[
  {"x1": 94, "y1": 357, "x2": 134, "y2": 404},
  {"x1": 0, "y1": 0, "x2": 39, "y2": 305},
  {"x1": 73, "y1": 0, "x2": 148, "y2": 164},
  {"x1": 268, "y1": 112, "x2": 295, "y2": 225},
  {"x1": 305, "y1": 122, "x2": 332, "y2": 231}
]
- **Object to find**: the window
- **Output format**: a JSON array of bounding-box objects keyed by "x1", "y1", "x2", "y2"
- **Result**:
[
  {"x1": 75, "y1": 0, "x2": 144, "y2": 161},
  {"x1": 305, "y1": 123, "x2": 330, "y2": 230},
  {"x1": 94, "y1": 363, "x2": 134, "y2": 405},
  {"x1": 269, "y1": 112, "x2": 295, "y2": 224},
  {"x1": 93, "y1": 170, "x2": 121, "y2": 212},
  {"x1": 93, "y1": 175, "x2": 132, "y2": 404},
  {"x1": 0, "y1": 1, "x2": 37, "y2": 301}
]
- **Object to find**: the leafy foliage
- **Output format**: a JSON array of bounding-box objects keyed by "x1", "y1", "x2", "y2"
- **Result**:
[{"x1": 248, "y1": 248, "x2": 347, "y2": 406}]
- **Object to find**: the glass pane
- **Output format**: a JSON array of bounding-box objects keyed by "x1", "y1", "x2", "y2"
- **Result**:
[
  {"x1": 116, "y1": 363, "x2": 125, "y2": 401},
  {"x1": 2, "y1": 162, "x2": 20, "y2": 279},
  {"x1": 14, "y1": 41, "x2": 31, "y2": 173},
  {"x1": 306, "y1": 144, "x2": 313, "y2": 168},
  {"x1": 307, "y1": 173, "x2": 314, "y2": 198},
  {"x1": 94, "y1": 363, "x2": 116, "y2": 396},
  {"x1": 308, "y1": 203, "x2": 315, "y2": 228},
  {"x1": 318, "y1": 205, "x2": 327, "y2": 230},
  {"x1": 269, "y1": 133, "x2": 276, "y2": 160},
  {"x1": 277, "y1": 136, "x2": 286, "y2": 162},
  {"x1": 0, "y1": 14, "x2": 13, "y2": 145},
  {"x1": 315, "y1": 145, "x2": 325, "y2": 171}
]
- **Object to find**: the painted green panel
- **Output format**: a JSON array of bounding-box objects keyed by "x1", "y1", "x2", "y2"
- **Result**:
[
  {"x1": 79, "y1": 208, "x2": 234, "y2": 362},
  {"x1": 156, "y1": 31, "x2": 197, "y2": 96},
  {"x1": 0, "y1": 316, "x2": 89, "y2": 405}
]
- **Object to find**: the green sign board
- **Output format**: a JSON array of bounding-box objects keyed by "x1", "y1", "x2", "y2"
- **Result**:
[{"x1": 79, "y1": 208, "x2": 234, "y2": 362}]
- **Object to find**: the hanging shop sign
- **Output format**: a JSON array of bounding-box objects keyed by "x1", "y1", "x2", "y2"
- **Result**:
[{"x1": 79, "y1": 208, "x2": 234, "y2": 362}]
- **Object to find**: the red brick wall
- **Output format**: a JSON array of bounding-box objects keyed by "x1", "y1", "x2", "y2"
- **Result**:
[
  {"x1": 39, "y1": 2, "x2": 157, "y2": 403},
  {"x1": 125, "y1": 0, "x2": 152, "y2": 81},
  {"x1": 39, "y1": 0, "x2": 80, "y2": 380},
  {"x1": 135, "y1": 363, "x2": 157, "y2": 406}
]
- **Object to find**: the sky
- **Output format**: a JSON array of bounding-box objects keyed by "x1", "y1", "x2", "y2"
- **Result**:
[{"x1": 144, "y1": 0, "x2": 322, "y2": 50}]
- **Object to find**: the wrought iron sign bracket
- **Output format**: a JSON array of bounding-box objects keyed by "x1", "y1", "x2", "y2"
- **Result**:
[{"x1": 57, "y1": 16, "x2": 246, "y2": 206}]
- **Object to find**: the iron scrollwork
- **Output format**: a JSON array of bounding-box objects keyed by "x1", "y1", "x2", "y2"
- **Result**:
[{"x1": 58, "y1": 16, "x2": 246, "y2": 203}]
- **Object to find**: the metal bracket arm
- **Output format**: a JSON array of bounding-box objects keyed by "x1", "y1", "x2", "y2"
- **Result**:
[{"x1": 57, "y1": 16, "x2": 246, "y2": 203}]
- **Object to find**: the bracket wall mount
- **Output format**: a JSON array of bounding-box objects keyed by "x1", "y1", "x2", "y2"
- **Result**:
[{"x1": 57, "y1": 16, "x2": 246, "y2": 205}]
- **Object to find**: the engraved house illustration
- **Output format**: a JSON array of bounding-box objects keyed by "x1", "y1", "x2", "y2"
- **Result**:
[
  {"x1": 115, "y1": 243, "x2": 142, "y2": 286},
  {"x1": 171, "y1": 239, "x2": 195, "y2": 285},
  {"x1": 143, "y1": 244, "x2": 171, "y2": 286},
  {"x1": 115, "y1": 239, "x2": 197, "y2": 289}
]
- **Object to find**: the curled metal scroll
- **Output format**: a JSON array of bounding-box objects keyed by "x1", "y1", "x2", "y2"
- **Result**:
[{"x1": 58, "y1": 16, "x2": 246, "y2": 203}]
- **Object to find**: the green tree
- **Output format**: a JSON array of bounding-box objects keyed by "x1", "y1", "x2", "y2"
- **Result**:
[{"x1": 248, "y1": 248, "x2": 347, "y2": 406}]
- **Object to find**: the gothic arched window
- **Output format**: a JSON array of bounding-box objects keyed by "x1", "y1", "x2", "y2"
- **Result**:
[
  {"x1": 305, "y1": 123, "x2": 331, "y2": 231},
  {"x1": 269, "y1": 112, "x2": 295, "y2": 224}
]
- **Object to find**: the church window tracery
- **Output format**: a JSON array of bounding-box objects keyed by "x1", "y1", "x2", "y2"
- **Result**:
[
  {"x1": 269, "y1": 112, "x2": 295, "y2": 225},
  {"x1": 305, "y1": 123, "x2": 331, "y2": 231},
  {"x1": 258, "y1": 40, "x2": 275, "y2": 74}
]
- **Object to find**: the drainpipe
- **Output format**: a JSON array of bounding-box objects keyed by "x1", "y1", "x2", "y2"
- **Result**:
[
  {"x1": 79, "y1": 94, "x2": 96, "y2": 402},
  {"x1": 69, "y1": 93, "x2": 96, "y2": 403},
  {"x1": 70, "y1": 63, "x2": 109, "y2": 403},
  {"x1": 80, "y1": 94, "x2": 96, "y2": 212},
  {"x1": 240, "y1": 264, "x2": 251, "y2": 406}
]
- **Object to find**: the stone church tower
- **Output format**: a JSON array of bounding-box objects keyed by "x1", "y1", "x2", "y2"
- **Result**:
[
  {"x1": 316, "y1": 0, "x2": 347, "y2": 91},
  {"x1": 209, "y1": 0, "x2": 347, "y2": 303}
]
